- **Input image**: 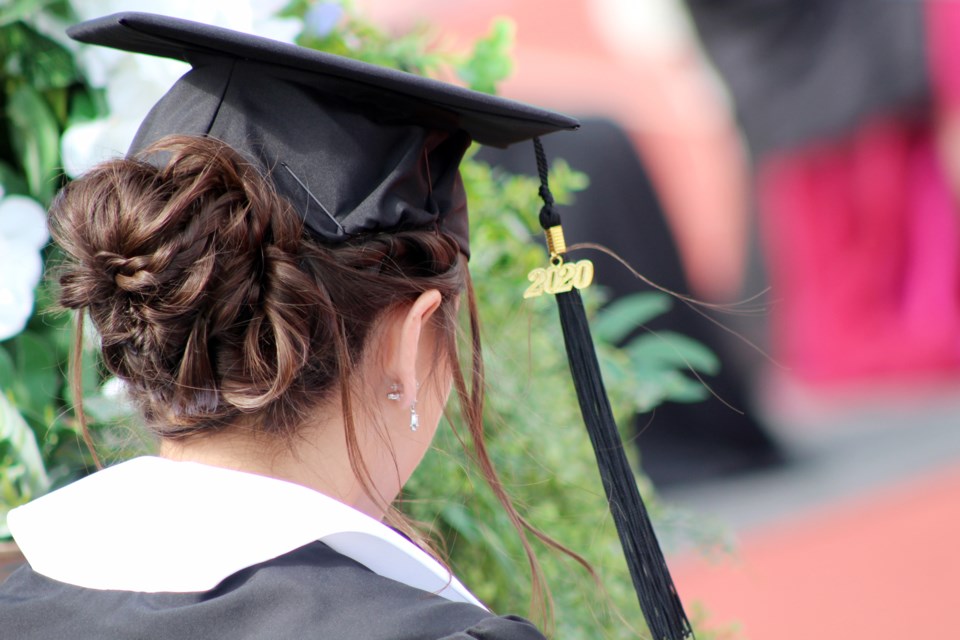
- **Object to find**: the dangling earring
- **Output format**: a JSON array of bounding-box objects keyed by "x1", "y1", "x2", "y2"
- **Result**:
[
  {"x1": 386, "y1": 383, "x2": 402, "y2": 401},
  {"x1": 409, "y1": 397, "x2": 419, "y2": 432}
]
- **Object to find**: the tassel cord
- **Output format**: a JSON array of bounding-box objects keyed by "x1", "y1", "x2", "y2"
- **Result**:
[
  {"x1": 531, "y1": 136, "x2": 693, "y2": 640},
  {"x1": 556, "y1": 289, "x2": 692, "y2": 640}
]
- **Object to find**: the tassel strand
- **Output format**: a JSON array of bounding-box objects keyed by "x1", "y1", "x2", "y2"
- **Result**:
[{"x1": 532, "y1": 137, "x2": 693, "y2": 640}]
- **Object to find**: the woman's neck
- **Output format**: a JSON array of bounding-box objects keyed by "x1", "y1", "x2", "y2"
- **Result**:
[{"x1": 158, "y1": 418, "x2": 391, "y2": 520}]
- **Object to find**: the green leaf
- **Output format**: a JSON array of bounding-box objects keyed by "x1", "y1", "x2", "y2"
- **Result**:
[
  {"x1": 66, "y1": 86, "x2": 109, "y2": 127},
  {"x1": 544, "y1": 159, "x2": 590, "y2": 204},
  {"x1": 457, "y1": 18, "x2": 515, "y2": 94},
  {"x1": 0, "y1": 1, "x2": 56, "y2": 27},
  {"x1": 9, "y1": 331, "x2": 59, "y2": 421},
  {"x1": 628, "y1": 370, "x2": 708, "y2": 413},
  {"x1": 592, "y1": 292, "x2": 672, "y2": 345},
  {"x1": 597, "y1": 349, "x2": 631, "y2": 389},
  {"x1": 661, "y1": 372, "x2": 712, "y2": 404},
  {"x1": 625, "y1": 331, "x2": 720, "y2": 376},
  {"x1": 0, "y1": 20, "x2": 79, "y2": 90},
  {"x1": 0, "y1": 393, "x2": 51, "y2": 537},
  {"x1": 0, "y1": 159, "x2": 29, "y2": 196},
  {"x1": 7, "y1": 82, "x2": 63, "y2": 203},
  {"x1": 0, "y1": 347, "x2": 15, "y2": 393}
]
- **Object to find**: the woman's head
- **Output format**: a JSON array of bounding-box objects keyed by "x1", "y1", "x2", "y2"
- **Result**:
[
  {"x1": 56, "y1": 14, "x2": 572, "y2": 502},
  {"x1": 51, "y1": 135, "x2": 466, "y2": 504}
]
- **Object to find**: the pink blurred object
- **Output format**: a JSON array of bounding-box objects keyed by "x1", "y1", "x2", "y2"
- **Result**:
[
  {"x1": 760, "y1": 118, "x2": 960, "y2": 383},
  {"x1": 759, "y1": 1, "x2": 960, "y2": 385}
]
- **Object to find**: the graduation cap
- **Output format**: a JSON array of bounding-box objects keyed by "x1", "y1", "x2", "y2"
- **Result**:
[
  {"x1": 67, "y1": 11, "x2": 576, "y2": 255},
  {"x1": 68, "y1": 13, "x2": 692, "y2": 640}
]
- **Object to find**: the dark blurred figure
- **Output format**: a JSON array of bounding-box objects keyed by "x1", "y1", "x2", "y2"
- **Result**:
[
  {"x1": 687, "y1": 0, "x2": 960, "y2": 385},
  {"x1": 481, "y1": 119, "x2": 784, "y2": 487}
]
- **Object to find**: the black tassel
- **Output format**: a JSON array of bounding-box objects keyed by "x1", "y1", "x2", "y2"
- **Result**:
[{"x1": 532, "y1": 138, "x2": 693, "y2": 640}]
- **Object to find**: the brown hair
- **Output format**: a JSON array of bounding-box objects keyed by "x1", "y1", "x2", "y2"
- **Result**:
[{"x1": 50, "y1": 135, "x2": 590, "y2": 626}]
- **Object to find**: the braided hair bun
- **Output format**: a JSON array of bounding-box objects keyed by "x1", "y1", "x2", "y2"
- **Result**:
[{"x1": 50, "y1": 135, "x2": 463, "y2": 438}]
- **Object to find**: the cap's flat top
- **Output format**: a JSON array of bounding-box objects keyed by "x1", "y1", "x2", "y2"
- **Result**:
[{"x1": 67, "y1": 12, "x2": 579, "y2": 148}]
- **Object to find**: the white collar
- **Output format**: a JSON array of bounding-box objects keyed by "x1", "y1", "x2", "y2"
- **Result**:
[{"x1": 8, "y1": 456, "x2": 484, "y2": 608}]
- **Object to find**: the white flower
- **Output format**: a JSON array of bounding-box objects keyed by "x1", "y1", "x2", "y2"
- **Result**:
[
  {"x1": 591, "y1": 0, "x2": 695, "y2": 56},
  {"x1": 101, "y1": 376, "x2": 131, "y2": 404},
  {"x1": 0, "y1": 192, "x2": 48, "y2": 341},
  {"x1": 60, "y1": 116, "x2": 144, "y2": 179},
  {"x1": 63, "y1": 1, "x2": 301, "y2": 176}
]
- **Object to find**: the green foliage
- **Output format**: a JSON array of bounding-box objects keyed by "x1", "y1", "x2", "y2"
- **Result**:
[
  {"x1": 284, "y1": 0, "x2": 445, "y2": 74},
  {"x1": 592, "y1": 292, "x2": 674, "y2": 344},
  {"x1": 0, "y1": 6, "x2": 94, "y2": 203},
  {"x1": 457, "y1": 19, "x2": 514, "y2": 94},
  {"x1": 593, "y1": 293, "x2": 720, "y2": 411},
  {"x1": 1, "y1": 284, "x2": 143, "y2": 495},
  {"x1": 0, "y1": 0, "x2": 73, "y2": 27},
  {"x1": 8, "y1": 82, "x2": 61, "y2": 202},
  {"x1": 0, "y1": 380, "x2": 50, "y2": 538},
  {"x1": 0, "y1": 2, "x2": 134, "y2": 533}
]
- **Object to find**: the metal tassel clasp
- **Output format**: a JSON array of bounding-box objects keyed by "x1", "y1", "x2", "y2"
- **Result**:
[{"x1": 523, "y1": 225, "x2": 594, "y2": 299}]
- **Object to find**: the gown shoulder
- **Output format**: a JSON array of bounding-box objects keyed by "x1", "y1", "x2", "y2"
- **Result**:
[{"x1": 0, "y1": 540, "x2": 546, "y2": 640}]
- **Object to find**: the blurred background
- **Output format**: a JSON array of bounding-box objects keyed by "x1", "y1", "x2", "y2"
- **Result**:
[
  {"x1": 354, "y1": 1, "x2": 960, "y2": 638},
  {"x1": 1, "y1": 1, "x2": 958, "y2": 639}
]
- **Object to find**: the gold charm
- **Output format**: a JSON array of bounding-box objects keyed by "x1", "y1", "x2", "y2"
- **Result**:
[
  {"x1": 524, "y1": 256, "x2": 594, "y2": 298},
  {"x1": 525, "y1": 224, "x2": 593, "y2": 298}
]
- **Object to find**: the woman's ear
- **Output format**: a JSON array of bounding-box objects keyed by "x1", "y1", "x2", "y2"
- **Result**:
[{"x1": 383, "y1": 290, "x2": 443, "y2": 407}]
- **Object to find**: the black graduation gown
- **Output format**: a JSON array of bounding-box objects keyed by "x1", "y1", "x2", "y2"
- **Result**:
[
  {"x1": 0, "y1": 457, "x2": 543, "y2": 640},
  {"x1": 0, "y1": 542, "x2": 540, "y2": 639}
]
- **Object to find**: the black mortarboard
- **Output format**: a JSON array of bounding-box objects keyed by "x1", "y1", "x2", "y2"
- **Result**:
[
  {"x1": 68, "y1": 13, "x2": 692, "y2": 640},
  {"x1": 66, "y1": 12, "x2": 577, "y2": 255}
]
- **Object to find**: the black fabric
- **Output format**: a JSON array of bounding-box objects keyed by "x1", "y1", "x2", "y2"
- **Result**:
[
  {"x1": 68, "y1": 12, "x2": 577, "y2": 148},
  {"x1": 686, "y1": 0, "x2": 928, "y2": 157},
  {"x1": 479, "y1": 119, "x2": 783, "y2": 487},
  {"x1": 66, "y1": 12, "x2": 579, "y2": 254},
  {"x1": 0, "y1": 541, "x2": 544, "y2": 640},
  {"x1": 555, "y1": 289, "x2": 692, "y2": 640}
]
